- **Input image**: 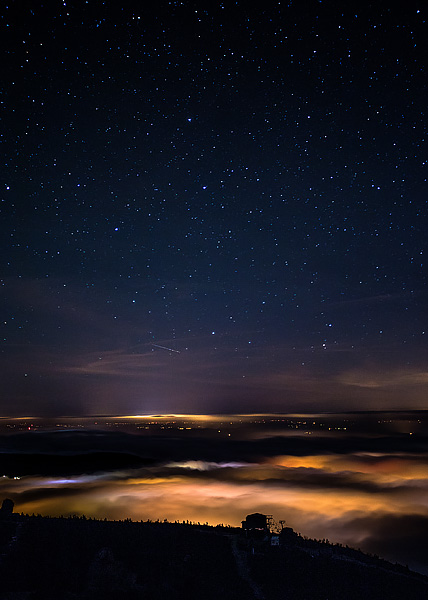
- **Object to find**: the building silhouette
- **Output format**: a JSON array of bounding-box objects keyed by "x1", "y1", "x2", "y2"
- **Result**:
[{"x1": 241, "y1": 513, "x2": 270, "y2": 536}]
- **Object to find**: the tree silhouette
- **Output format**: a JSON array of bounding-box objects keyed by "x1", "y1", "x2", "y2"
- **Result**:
[{"x1": 0, "y1": 498, "x2": 14, "y2": 516}]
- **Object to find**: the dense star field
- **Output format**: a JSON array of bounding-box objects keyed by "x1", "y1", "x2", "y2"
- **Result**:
[{"x1": 1, "y1": 2, "x2": 427, "y2": 414}]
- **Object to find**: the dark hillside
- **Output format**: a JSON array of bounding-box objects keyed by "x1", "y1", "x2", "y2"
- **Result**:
[
  {"x1": 0, "y1": 516, "x2": 250, "y2": 600},
  {"x1": 1, "y1": 513, "x2": 428, "y2": 599},
  {"x1": 249, "y1": 540, "x2": 428, "y2": 599}
]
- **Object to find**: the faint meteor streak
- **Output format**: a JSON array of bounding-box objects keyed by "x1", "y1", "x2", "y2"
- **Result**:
[{"x1": 152, "y1": 344, "x2": 180, "y2": 354}]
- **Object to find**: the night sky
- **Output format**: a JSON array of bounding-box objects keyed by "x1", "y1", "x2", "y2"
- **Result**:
[{"x1": 2, "y1": 0, "x2": 427, "y2": 417}]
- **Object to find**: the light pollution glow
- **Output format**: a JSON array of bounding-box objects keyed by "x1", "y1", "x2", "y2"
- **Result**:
[
  {"x1": 2, "y1": 455, "x2": 428, "y2": 536},
  {"x1": 3, "y1": 456, "x2": 416, "y2": 521},
  {"x1": 1, "y1": 413, "x2": 428, "y2": 573}
]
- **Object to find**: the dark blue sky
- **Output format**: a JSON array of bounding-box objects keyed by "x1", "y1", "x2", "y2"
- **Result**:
[{"x1": 1, "y1": 1, "x2": 426, "y2": 416}]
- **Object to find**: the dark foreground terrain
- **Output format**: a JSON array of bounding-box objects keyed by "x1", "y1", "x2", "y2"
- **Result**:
[{"x1": 1, "y1": 512, "x2": 428, "y2": 600}]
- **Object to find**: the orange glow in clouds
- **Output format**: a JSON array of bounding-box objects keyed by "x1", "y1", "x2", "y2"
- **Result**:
[{"x1": 3, "y1": 454, "x2": 428, "y2": 547}]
